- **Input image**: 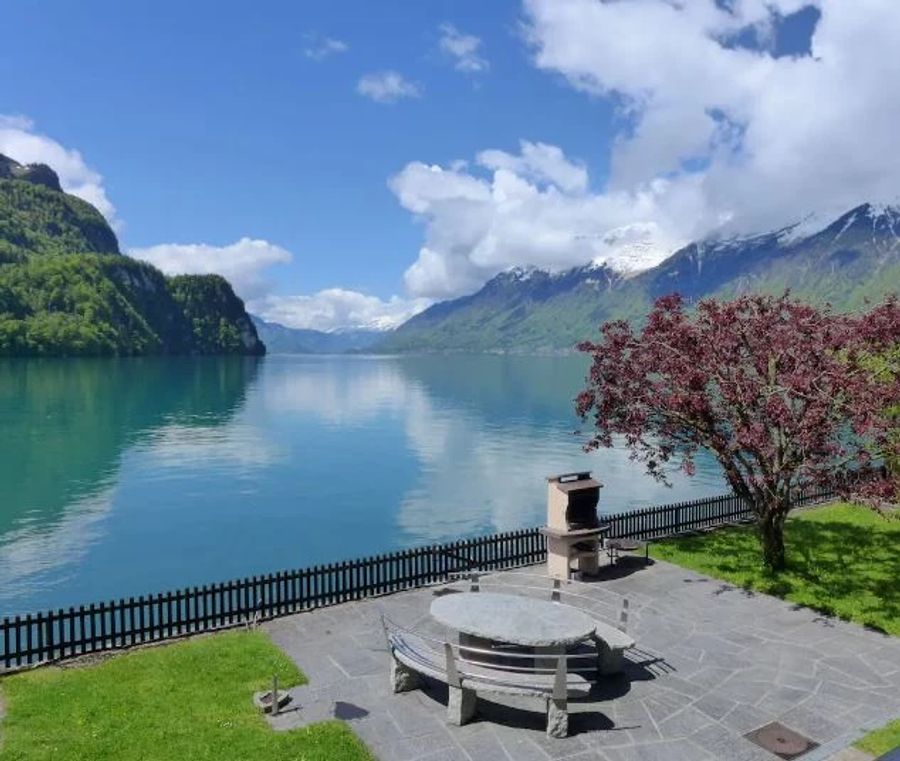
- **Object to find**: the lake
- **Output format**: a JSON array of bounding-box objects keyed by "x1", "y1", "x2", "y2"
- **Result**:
[{"x1": 0, "y1": 354, "x2": 725, "y2": 616}]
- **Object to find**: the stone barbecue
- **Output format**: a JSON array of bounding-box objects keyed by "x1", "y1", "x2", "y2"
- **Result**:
[{"x1": 540, "y1": 471, "x2": 608, "y2": 579}]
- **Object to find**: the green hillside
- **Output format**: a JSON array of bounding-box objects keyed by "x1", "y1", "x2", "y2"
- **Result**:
[
  {"x1": 381, "y1": 204, "x2": 900, "y2": 352},
  {"x1": 0, "y1": 175, "x2": 119, "y2": 262},
  {"x1": 0, "y1": 155, "x2": 264, "y2": 357}
]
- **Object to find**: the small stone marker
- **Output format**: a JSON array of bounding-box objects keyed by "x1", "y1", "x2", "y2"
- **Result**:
[{"x1": 252, "y1": 675, "x2": 291, "y2": 714}]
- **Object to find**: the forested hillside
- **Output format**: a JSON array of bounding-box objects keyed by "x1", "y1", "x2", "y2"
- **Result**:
[{"x1": 0, "y1": 154, "x2": 264, "y2": 356}]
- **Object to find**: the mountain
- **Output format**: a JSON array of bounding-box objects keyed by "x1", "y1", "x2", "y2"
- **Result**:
[
  {"x1": 251, "y1": 315, "x2": 384, "y2": 353},
  {"x1": 377, "y1": 264, "x2": 633, "y2": 353},
  {"x1": 380, "y1": 203, "x2": 900, "y2": 353},
  {"x1": 0, "y1": 154, "x2": 264, "y2": 356}
]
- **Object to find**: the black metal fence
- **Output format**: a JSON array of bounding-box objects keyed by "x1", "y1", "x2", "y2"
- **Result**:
[
  {"x1": 603, "y1": 481, "x2": 838, "y2": 541},
  {"x1": 0, "y1": 484, "x2": 840, "y2": 671}
]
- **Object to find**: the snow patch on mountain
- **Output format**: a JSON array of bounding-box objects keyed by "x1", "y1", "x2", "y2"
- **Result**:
[
  {"x1": 865, "y1": 203, "x2": 900, "y2": 246},
  {"x1": 831, "y1": 212, "x2": 858, "y2": 244},
  {"x1": 586, "y1": 222, "x2": 677, "y2": 275},
  {"x1": 776, "y1": 211, "x2": 833, "y2": 244}
]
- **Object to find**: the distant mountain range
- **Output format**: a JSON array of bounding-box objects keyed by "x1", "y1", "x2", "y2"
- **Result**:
[
  {"x1": 379, "y1": 203, "x2": 900, "y2": 353},
  {"x1": 251, "y1": 316, "x2": 383, "y2": 354}
]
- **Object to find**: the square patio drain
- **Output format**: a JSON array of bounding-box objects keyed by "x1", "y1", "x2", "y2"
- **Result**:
[{"x1": 744, "y1": 722, "x2": 819, "y2": 760}]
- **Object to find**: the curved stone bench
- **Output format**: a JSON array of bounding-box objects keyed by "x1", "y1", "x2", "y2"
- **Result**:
[
  {"x1": 592, "y1": 620, "x2": 635, "y2": 674},
  {"x1": 388, "y1": 630, "x2": 591, "y2": 738}
]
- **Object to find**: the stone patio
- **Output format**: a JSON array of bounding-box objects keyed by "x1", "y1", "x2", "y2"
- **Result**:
[{"x1": 263, "y1": 559, "x2": 900, "y2": 761}]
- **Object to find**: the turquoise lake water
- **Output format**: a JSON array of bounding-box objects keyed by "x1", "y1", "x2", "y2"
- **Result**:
[{"x1": 0, "y1": 354, "x2": 725, "y2": 616}]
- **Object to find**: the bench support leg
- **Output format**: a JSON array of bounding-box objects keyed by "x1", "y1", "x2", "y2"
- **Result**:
[
  {"x1": 596, "y1": 641, "x2": 625, "y2": 675},
  {"x1": 546, "y1": 697, "x2": 569, "y2": 738},
  {"x1": 390, "y1": 658, "x2": 421, "y2": 693},
  {"x1": 447, "y1": 685, "x2": 476, "y2": 726}
]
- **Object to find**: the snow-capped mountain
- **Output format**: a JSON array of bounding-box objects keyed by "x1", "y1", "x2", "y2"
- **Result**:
[
  {"x1": 581, "y1": 222, "x2": 678, "y2": 275},
  {"x1": 379, "y1": 203, "x2": 900, "y2": 352},
  {"x1": 250, "y1": 316, "x2": 385, "y2": 354},
  {"x1": 778, "y1": 202, "x2": 900, "y2": 246}
]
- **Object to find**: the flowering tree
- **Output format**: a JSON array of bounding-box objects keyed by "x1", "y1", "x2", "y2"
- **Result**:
[
  {"x1": 858, "y1": 299, "x2": 900, "y2": 494},
  {"x1": 576, "y1": 293, "x2": 900, "y2": 571}
]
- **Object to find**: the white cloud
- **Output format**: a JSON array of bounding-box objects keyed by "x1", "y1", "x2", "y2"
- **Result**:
[
  {"x1": 478, "y1": 140, "x2": 587, "y2": 194},
  {"x1": 438, "y1": 23, "x2": 489, "y2": 73},
  {"x1": 131, "y1": 238, "x2": 292, "y2": 301},
  {"x1": 251, "y1": 289, "x2": 431, "y2": 332},
  {"x1": 522, "y1": 0, "x2": 900, "y2": 238},
  {"x1": 131, "y1": 238, "x2": 428, "y2": 332},
  {"x1": 303, "y1": 34, "x2": 348, "y2": 61},
  {"x1": 391, "y1": 0, "x2": 900, "y2": 299},
  {"x1": 390, "y1": 146, "x2": 692, "y2": 299},
  {"x1": 0, "y1": 114, "x2": 119, "y2": 228},
  {"x1": 357, "y1": 71, "x2": 422, "y2": 103}
]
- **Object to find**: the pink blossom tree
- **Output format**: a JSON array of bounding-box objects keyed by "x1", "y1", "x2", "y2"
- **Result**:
[{"x1": 576, "y1": 293, "x2": 900, "y2": 571}]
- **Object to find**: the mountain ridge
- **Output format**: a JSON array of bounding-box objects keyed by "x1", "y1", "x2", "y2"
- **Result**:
[
  {"x1": 250, "y1": 315, "x2": 384, "y2": 354},
  {"x1": 379, "y1": 202, "x2": 900, "y2": 353}
]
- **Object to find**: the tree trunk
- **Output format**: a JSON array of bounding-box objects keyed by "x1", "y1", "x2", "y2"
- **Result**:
[{"x1": 758, "y1": 508, "x2": 787, "y2": 572}]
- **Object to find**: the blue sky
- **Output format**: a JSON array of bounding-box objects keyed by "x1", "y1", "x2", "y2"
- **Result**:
[
  {"x1": 1, "y1": 1, "x2": 896, "y2": 330},
  {"x1": 1, "y1": 1, "x2": 614, "y2": 295}
]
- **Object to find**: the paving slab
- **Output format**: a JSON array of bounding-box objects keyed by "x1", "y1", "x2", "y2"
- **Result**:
[
  {"x1": 826, "y1": 749, "x2": 874, "y2": 761},
  {"x1": 262, "y1": 560, "x2": 900, "y2": 760}
]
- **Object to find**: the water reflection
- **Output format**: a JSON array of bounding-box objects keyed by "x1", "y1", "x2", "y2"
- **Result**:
[
  {"x1": 252, "y1": 355, "x2": 725, "y2": 545},
  {"x1": 0, "y1": 485, "x2": 117, "y2": 606},
  {"x1": 0, "y1": 354, "x2": 724, "y2": 615},
  {"x1": 392, "y1": 356, "x2": 723, "y2": 542},
  {"x1": 0, "y1": 357, "x2": 260, "y2": 612}
]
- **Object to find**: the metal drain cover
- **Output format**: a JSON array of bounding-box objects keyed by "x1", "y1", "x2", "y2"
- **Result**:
[{"x1": 744, "y1": 722, "x2": 819, "y2": 759}]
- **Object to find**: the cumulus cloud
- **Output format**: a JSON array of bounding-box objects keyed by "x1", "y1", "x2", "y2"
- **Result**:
[
  {"x1": 391, "y1": 0, "x2": 900, "y2": 299},
  {"x1": 390, "y1": 144, "x2": 692, "y2": 299},
  {"x1": 133, "y1": 238, "x2": 426, "y2": 331},
  {"x1": 438, "y1": 23, "x2": 489, "y2": 73},
  {"x1": 251, "y1": 289, "x2": 431, "y2": 332},
  {"x1": 0, "y1": 114, "x2": 119, "y2": 227},
  {"x1": 478, "y1": 140, "x2": 587, "y2": 194},
  {"x1": 357, "y1": 71, "x2": 422, "y2": 103},
  {"x1": 303, "y1": 34, "x2": 348, "y2": 61},
  {"x1": 131, "y1": 238, "x2": 292, "y2": 301},
  {"x1": 522, "y1": 0, "x2": 900, "y2": 236}
]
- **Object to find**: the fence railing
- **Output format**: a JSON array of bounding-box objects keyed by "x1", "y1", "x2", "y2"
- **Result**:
[
  {"x1": 0, "y1": 483, "x2": 841, "y2": 671},
  {"x1": 602, "y1": 481, "x2": 838, "y2": 541}
]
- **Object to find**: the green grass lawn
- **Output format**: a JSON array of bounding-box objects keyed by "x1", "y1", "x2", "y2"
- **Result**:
[
  {"x1": 0, "y1": 630, "x2": 373, "y2": 761},
  {"x1": 855, "y1": 717, "x2": 900, "y2": 756},
  {"x1": 649, "y1": 502, "x2": 900, "y2": 635}
]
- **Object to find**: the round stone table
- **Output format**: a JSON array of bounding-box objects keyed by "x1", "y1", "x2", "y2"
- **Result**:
[{"x1": 430, "y1": 592, "x2": 596, "y2": 647}]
